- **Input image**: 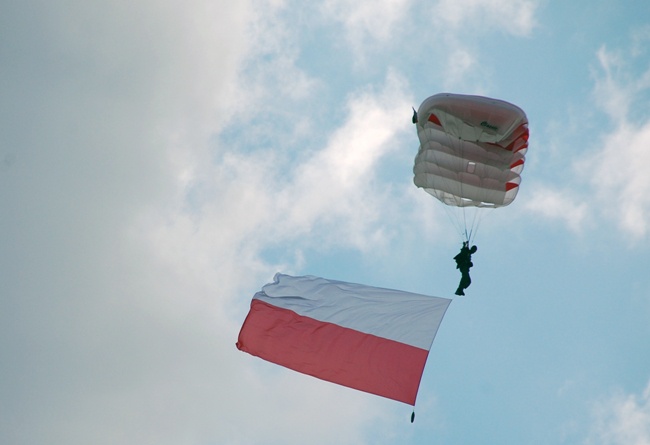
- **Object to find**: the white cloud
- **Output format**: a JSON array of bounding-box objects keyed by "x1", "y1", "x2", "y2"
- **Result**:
[
  {"x1": 0, "y1": 2, "x2": 419, "y2": 444},
  {"x1": 150, "y1": 70, "x2": 413, "y2": 296},
  {"x1": 276, "y1": 72, "x2": 413, "y2": 250},
  {"x1": 523, "y1": 186, "x2": 590, "y2": 233},
  {"x1": 592, "y1": 44, "x2": 650, "y2": 124},
  {"x1": 586, "y1": 382, "x2": 650, "y2": 445},
  {"x1": 583, "y1": 44, "x2": 650, "y2": 239},
  {"x1": 584, "y1": 121, "x2": 650, "y2": 239},
  {"x1": 433, "y1": 0, "x2": 539, "y2": 37},
  {"x1": 322, "y1": 0, "x2": 412, "y2": 56},
  {"x1": 526, "y1": 40, "x2": 650, "y2": 241},
  {"x1": 418, "y1": 0, "x2": 540, "y2": 89},
  {"x1": 444, "y1": 47, "x2": 480, "y2": 89}
]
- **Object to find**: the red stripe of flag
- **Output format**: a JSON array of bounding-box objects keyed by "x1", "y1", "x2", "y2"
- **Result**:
[{"x1": 237, "y1": 299, "x2": 430, "y2": 405}]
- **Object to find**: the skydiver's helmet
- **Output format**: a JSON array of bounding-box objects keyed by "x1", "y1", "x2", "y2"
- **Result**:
[{"x1": 470, "y1": 246, "x2": 477, "y2": 254}]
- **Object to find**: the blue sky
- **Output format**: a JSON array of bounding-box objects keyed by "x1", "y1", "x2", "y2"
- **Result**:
[{"x1": 2, "y1": 1, "x2": 650, "y2": 444}]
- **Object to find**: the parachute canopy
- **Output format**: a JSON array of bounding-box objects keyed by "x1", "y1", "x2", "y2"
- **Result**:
[
  {"x1": 414, "y1": 93, "x2": 529, "y2": 208},
  {"x1": 237, "y1": 273, "x2": 452, "y2": 406}
]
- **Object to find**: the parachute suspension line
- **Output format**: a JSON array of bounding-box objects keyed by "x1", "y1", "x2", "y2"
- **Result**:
[
  {"x1": 466, "y1": 207, "x2": 493, "y2": 246},
  {"x1": 463, "y1": 226, "x2": 471, "y2": 244},
  {"x1": 459, "y1": 194, "x2": 466, "y2": 239},
  {"x1": 436, "y1": 189, "x2": 465, "y2": 241},
  {"x1": 465, "y1": 214, "x2": 477, "y2": 245},
  {"x1": 466, "y1": 207, "x2": 481, "y2": 244},
  {"x1": 421, "y1": 184, "x2": 458, "y2": 237}
]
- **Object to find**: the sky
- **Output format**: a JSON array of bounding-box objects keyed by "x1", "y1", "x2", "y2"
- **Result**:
[{"x1": 1, "y1": 0, "x2": 650, "y2": 444}]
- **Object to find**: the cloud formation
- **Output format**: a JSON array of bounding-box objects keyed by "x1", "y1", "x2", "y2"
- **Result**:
[
  {"x1": 323, "y1": 0, "x2": 411, "y2": 49},
  {"x1": 523, "y1": 186, "x2": 589, "y2": 233},
  {"x1": 585, "y1": 44, "x2": 650, "y2": 239},
  {"x1": 0, "y1": 2, "x2": 415, "y2": 443},
  {"x1": 525, "y1": 38, "x2": 650, "y2": 241},
  {"x1": 433, "y1": 0, "x2": 539, "y2": 36},
  {"x1": 586, "y1": 382, "x2": 650, "y2": 445}
]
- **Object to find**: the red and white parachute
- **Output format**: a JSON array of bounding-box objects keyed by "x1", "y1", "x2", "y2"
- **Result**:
[{"x1": 413, "y1": 93, "x2": 529, "y2": 241}]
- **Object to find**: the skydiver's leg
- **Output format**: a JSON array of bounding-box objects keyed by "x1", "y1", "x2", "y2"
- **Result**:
[{"x1": 458, "y1": 272, "x2": 470, "y2": 293}]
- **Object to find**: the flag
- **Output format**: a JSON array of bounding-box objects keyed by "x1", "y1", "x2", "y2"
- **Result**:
[{"x1": 236, "y1": 273, "x2": 452, "y2": 405}]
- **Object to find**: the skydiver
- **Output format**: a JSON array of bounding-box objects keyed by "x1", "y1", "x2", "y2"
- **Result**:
[
  {"x1": 412, "y1": 107, "x2": 418, "y2": 124},
  {"x1": 454, "y1": 242, "x2": 477, "y2": 296}
]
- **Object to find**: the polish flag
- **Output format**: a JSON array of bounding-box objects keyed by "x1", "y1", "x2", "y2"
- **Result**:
[{"x1": 236, "y1": 274, "x2": 451, "y2": 405}]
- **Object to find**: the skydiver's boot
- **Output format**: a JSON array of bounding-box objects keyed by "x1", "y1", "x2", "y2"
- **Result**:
[{"x1": 455, "y1": 288, "x2": 464, "y2": 296}]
